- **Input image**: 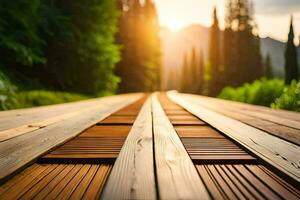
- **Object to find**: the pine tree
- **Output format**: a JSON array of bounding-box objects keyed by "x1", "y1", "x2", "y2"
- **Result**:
[
  {"x1": 198, "y1": 50, "x2": 205, "y2": 94},
  {"x1": 264, "y1": 53, "x2": 273, "y2": 79},
  {"x1": 143, "y1": 0, "x2": 162, "y2": 91},
  {"x1": 284, "y1": 16, "x2": 299, "y2": 84},
  {"x1": 190, "y1": 47, "x2": 199, "y2": 93},
  {"x1": 181, "y1": 53, "x2": 189, "y2": 92},
  {"x1": 209, "y1": 7, "x2": 221, "y2": 96},
  {"x1": 116, "y1": 0, "x2": 161, "y2": 93},
  {"x1": 222, "y1": 0, "x2": 263, "y2": 87}
]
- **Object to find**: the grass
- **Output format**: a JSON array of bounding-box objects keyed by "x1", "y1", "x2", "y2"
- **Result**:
[
  {"x1": 0, "y1": 71, "x2": 91, "y2": 110},
  {"x1": 218, "y1": 78, "x2": 300, "y2": 112}
]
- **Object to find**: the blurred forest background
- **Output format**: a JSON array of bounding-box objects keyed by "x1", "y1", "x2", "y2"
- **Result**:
[{"x1": 0, "y1": 0, "x2": 299, "y2": 111}]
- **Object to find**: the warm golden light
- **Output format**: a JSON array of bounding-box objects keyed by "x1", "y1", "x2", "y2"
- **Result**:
[{"x1": 165, "y1": 20, "x2": 185, "y2": 31}]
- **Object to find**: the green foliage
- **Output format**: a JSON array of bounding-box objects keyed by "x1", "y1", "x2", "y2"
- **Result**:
[
  {"x1": 218, "y1": 78, "x2": 285, "y2": 106},
  {"x1": 38, "y1": 0, "x2": 120, "y2": 94},
  {"x1": 0, "y1": 71, "x2": 18, "y2": 110},
  {"x1": 15, "y1": 90, "x2": 88, "y2": 108},
  {"x1": 0, "y1": 69, "x2": 89, "y2": 111},
  {"x1": 0, "y1": 0, "x2": 120, "y2": 95},
  {"x1": 0, "y1": 0, "x2": 45, "y2": 67},
  {"x1": 272, "y1": 80, "x2": 300, "y2": 112}
]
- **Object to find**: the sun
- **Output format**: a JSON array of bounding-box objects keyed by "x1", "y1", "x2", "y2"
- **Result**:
[{"x1": 165, "y1": 20, "x2": 184, "y2": 32}]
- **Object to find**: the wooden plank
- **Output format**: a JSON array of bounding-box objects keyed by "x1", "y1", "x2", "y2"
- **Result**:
[
  {"x1": 0, "y1": 94, "x2": 142, "y2": 131},
  {"x1": 101, "y1": 97, "x2": 156, "y2": 200},
  {"x1": 20, "y1": 165, "x2": 67, "y2": 199},
  {"x1": 0, "y1": 94, "x2": 141, "y2": 182},
  {"x1": 79, "y1": 126, "x2": 131, "y2": 137},
  {"x1": 41, "y1": 137, "x2": 126, "y2": 161},
  {"x1": 98, "y1": 116, "x2": 136, "y2": 125},
  {"x1": 190, "y1": 94, "x2": 300, "y2": 122},
  {"x1": 212, "y1": 108, "x2": 300, "y2": 145},
  {"x1": 69, "y1": 165, "x2": 98, "y2": 199},
  {"x1": 168, "y1": 92, "x2": 300, "y2": 183},
  {"x1": 32, "y1": 165, "x2": 76, "y2": 199},
  {"x1": 196, "y1": 165, "x2": 300, "y2": 200},
  {"x1": 83, "y1": 165, "x2": 112, "y2": 200},
  {"x1": 43, "y1": 165, "x2": 83, "y2": 199},
  {"x1": 0, "y1": 164, "x2": 57, "y2": 200},
  {"x1": 152, "y1": 94, "x2": 211, "y2": 200},
  {"x1": 0, "y1": 106, "x2": 103, "y2": 142},
  {"x1": 181, "y1": 138, "x2": 257, "y2": 163},
  {"x1": 175, "y1": 126, "x2": 225, "y2": 138},
  {"x1": 185, "y1": 95, "x2": 300, "y2": 145}
]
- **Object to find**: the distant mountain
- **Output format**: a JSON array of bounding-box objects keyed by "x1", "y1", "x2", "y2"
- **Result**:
[{"x1": 160, "y1": 24, "x2": 300, "y2": 89}]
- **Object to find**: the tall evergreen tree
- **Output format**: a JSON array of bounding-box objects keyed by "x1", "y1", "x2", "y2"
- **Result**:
[
  {"x1": 198, "y1": 50, "x2": 205, "y2": 94},
  {"x1": 264, "y1": 53, "x2": 273, "y2": 79},
  {"x1": 190, "y1": 47, "x2": 199, "y2": 93},
  {"x1": 209, "y1": 7, "x2": 222, "y2": 96},
  {"x1": 116, "y1": 0, "x2": 161, "y2": 93},
  {"x1": 284, "y1": 16, "x2": 299, "y2": 84},
  {"x1": 0, "y1": 0, "x2": 120, "y2": 95},
  {"x1": 222, "y1": 0, "x2": 262, "y2": 88},
  {"x1": 181, "y1": 53, "x2": 189, "y2": 92}
]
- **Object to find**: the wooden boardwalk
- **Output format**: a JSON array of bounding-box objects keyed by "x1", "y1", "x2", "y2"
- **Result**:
[{"x1": 0, "y1": 92, "x2": 299, "y2": 199}]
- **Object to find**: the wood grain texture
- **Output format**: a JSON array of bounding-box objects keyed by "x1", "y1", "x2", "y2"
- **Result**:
[
  {"x1": 189, "y1": 94, "x2": 300, "y2": 123},
  {"x1": 0, "y1": 94, "x2": 141, "y2": 182},
  {"x1": 168, "y1": 92, "x2": 300, "y2": 183},
  {"x1": 184, "y1": 95, "x2": 300, "y2": 145},
  {"x1": 175, "y1": 126, "x2": 225, "y2": 138},
  {"x1": 0, "y1": 164, "x2": 112, "y2": 200},
  {"x1": 101, "y1": 97, "x2": 156, "y2": 200},
  {"x1": 181, "y1": 138, "x2": 257, "y2": 163},
  {"x1": 0, "y1": 94, "x2": 142, "y2": 131},
  {"x1": 152, "y1": 94, "x2": 211, "y2": 200},
  {"x1": 196, "y1": 165, "x2": 300, "y2": 200}
]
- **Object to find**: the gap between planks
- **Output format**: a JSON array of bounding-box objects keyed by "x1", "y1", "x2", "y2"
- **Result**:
[
  {"x1": 0, "y1": 94, "x2": 142, "y2": 183},
  {"x1": 101, "y1": 97, "x2": 156, "y2": 200},
  {"x1": 168, "y1": 91, "x2": 300, "y2": 184},
  {"x1": 152, "y1": 93, "x2": 211, "y2": 200}
]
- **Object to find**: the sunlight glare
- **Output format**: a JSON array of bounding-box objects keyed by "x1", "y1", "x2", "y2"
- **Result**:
[{"x1": 165, "y1": 20, "x2": 184, "y2": 31}]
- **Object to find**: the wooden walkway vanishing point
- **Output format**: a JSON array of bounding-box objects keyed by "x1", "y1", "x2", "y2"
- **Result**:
[{"x1": 0, "y1": 92, "x2": 299, "y2": 199}]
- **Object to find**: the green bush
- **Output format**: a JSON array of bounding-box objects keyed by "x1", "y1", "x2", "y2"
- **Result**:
[
  {"x1": 1, "y1": 71, "x2": 90, "y2": 110},
  {"x1": 15, "y1": 90, "x2": 89, "y2": 109},
  {"x1": 272, "y1": 81, "x2": 300, "y2": 112},
  {"x1": 0, "y1": 71, "x2": 18, "y2": 110},
  {"x1": 218, "y1": 78, "x2": 285, "y2": 107}
]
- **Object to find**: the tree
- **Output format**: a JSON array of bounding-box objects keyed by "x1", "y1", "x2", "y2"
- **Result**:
[
  {"x1": 0, "y1": 0, "x2": 121, "y2": 95},
  {"x1": 222, "y1": 0, "x2": 263, "y2": 88},
  {"x1": 264, "y1": 53, "x2": 273, "y2": 79},
  {"x1": 198, "y1": 50, "x2": 205, "y2": 94},
  {"x1": 284, "y1": 16, "x2": 299, "y2": 84},
  {"x1": 181, "y1": 53, "x2": 190, "y2": 92},
  {"x1": 209, "y1": 7, "x2": 222, "y2": 96},
  {"x1": 0, "y1": 0, "x2": 45, "y2": 68},
  {"x1": 116, "y1": 0, "x2": 161, "y2": 93}
]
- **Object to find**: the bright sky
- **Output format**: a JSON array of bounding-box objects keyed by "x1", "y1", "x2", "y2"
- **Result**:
[{"x1": 153, "y1": 0, "x2": 300, "y2": 43}]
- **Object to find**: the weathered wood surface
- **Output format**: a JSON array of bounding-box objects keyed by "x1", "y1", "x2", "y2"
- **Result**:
[
  {"x1": 192, "y1": 94, "x2": 300, "y2": 123},
  {"x1": 196, "y1": 164, "x2": 300, "y2": 200},
  {"x1": 168, "y1": 92, "x2": 300, "y2": 183},
  {"x1": 0, "y1": 164, "x2": 112, "y2": 200},
  {"x1": 152, "y1": 94, "x2": 210, "y2": 200},
  {"x1": 0, "y1": 94, "x2": 142, "y2": 182},
  {"x1": 101, "y1": 97, "x2": 156, "y2": 200},
  {"x1": 183, "y1": 94, "x2": 300, "y2": 145},
  {"x1": 0, "y1": 96, "x2": 135, "y2": 131}
]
